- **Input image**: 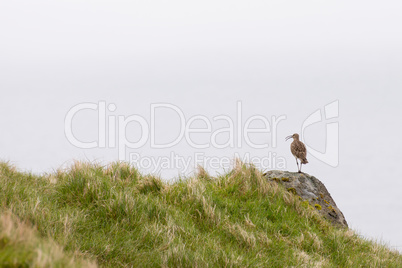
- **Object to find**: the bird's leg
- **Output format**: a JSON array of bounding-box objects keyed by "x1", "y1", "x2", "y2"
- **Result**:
[
  {"x1": 299, "y1": 163, "x2": 302, "y2": 173},
  {"x1": 295, "y1": 158, "x2": 299, "y2": 172}
]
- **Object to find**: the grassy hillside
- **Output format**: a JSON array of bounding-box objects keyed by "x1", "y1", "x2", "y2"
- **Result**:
[{"x1": 0, "y1": 160, "x2": 401, "y2": 267}]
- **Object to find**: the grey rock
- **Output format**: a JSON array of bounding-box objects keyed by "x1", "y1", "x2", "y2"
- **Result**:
[{"x1": 264, "y1": 170, "x2": 348, "y2": 228}]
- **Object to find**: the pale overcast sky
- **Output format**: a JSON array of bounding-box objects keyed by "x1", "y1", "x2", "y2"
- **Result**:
[{"x1": 1, "y1": 0, "x2": 402, "y2": 251}]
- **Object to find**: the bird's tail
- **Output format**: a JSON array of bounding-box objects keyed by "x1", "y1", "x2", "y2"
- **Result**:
[{"x1": 301, "y1": 158, "x2": 308, "y2": 164}]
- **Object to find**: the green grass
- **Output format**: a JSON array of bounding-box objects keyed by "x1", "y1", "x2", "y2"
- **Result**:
[{"x1": 0, "y1": 160, "x2": 401, "y2": 267}]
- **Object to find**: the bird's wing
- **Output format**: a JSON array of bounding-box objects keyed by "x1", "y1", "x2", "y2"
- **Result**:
[{"x1": 292, "y1": 142, "x2": 307, "y2": 159}]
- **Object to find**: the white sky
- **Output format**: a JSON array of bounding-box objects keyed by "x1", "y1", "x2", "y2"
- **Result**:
[{"x1": 1, "y1": 0, "x2": 402, "y2": 252}]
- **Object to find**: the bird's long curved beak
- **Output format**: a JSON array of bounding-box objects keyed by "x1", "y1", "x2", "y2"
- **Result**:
[{"x1": 285, "y1": 135, "x2": 292, "y2": 141}]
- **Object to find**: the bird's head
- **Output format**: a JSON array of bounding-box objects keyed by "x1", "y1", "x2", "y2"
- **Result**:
[{"x1": 285, "y1": 133, "x2": 299, "y2": 141}]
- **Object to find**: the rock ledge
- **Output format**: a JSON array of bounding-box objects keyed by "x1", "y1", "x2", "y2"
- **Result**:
[{"x1": 264, "y1": 170, "x2": 348, "y2": 228}]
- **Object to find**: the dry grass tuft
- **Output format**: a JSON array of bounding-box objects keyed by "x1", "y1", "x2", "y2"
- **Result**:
[
  {"x1": 0, "y1": 211, "x2": 96, "y2": 267},
  {"x1": 196, "y1": 165, "x2": 211, "y2": 181},
  {"x1": 137, "y1": 175, "x2": 165, "y2": 194},
  {"x1": 226, "y1": 223, "x2": 256, "y2": 249}
]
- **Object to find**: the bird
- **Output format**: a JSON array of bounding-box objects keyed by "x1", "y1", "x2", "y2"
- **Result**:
[{"x1": 285, "y1": 133, "x2": 308, "y2": 173}]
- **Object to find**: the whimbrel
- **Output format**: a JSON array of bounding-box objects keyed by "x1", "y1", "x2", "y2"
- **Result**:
[{"x1": 285, "y1": 133, "x2": 308, "y2": 173}]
